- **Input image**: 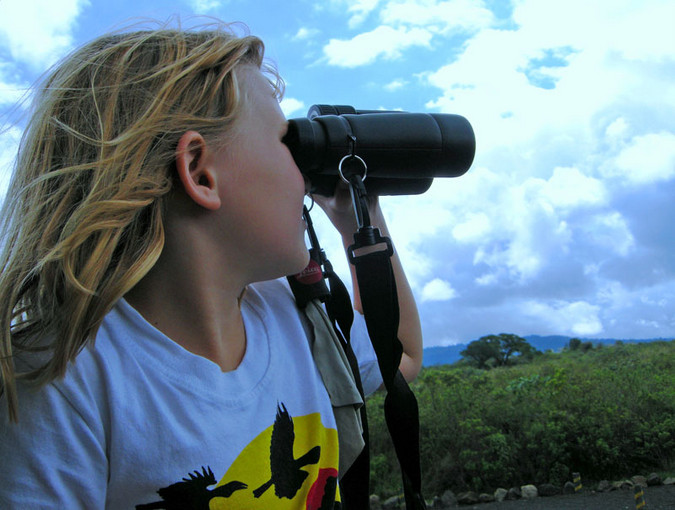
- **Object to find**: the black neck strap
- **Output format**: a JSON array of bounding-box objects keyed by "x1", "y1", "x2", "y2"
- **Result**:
[{"x1": 346, "y1": 175, "x2": 427, "y2": 510}]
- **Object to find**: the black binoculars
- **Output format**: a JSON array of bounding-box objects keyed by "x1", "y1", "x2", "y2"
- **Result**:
[{"x1": 283, "y1": 104, "x2": 475, "y2": 196}]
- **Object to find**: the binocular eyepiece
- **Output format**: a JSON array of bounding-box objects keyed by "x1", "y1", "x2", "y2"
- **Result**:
[{"x1": 283, "y1": 105, "x2": 476, "y2": 196}]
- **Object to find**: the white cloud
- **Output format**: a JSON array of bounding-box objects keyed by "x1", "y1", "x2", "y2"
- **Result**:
[
  {"x1": 611, "y1": 132, "x2": 675, "y2": 185},
  {"x1": 424, "y1": 0, "x2": 674, "y2": 158},
  {"x1": 0, "y1": 125, "x2": 22, "y2": 203},
  {"x1": 605, "y1": 117, "x2": 630, "y2": 142},
  {"x1": 582, "y1": 212, "x2": 635, "y2": 257},
  {"x1": 451, "y1": 166, "x2": 608, "y2": 283},
  {"x1": 0, "y1": 75, "x2": 29, "y2": 108},
  {"x1": 452, "y1": 212, "x2": 490, "y2": 242},
  {"x1": 381, "y1": 0, "x2": 494, "y2": 33},
  {"x1": 323, "y1": 25, "x2": 432, "y2": 67},
  {"x1": 413, "y1": 0, "x2": 672, "y2": 294},
  {"x1": 523, "y1": 300, "x2": 603, "y2": 336},
  {"x1": 322, "y1": 0, "x2": 495, "y2": 67},
  {"x1": 0, "y1": 59, "x2": 31, "y2": 108},
  {"x1": 425, "y1": 32, "x2": 598, "y2": 154},
  {"x1": 541, "y1": 167, "x2": 607, "y2": 209},
  {"x1": 383, "y1": 192, "x2": 454, "y2": 288},
  {"x1": 511, "y1": 0, "x2": 675, "y2": 61},
  {"x1": 597, "y1": 280, "x2": 632, "y2": 309},
  {"x1": 280, "y1": 97, "x2": 305, "y2": 118},
  {"x1": 384, "y1": 79, "x2": 407, "y2": 92},
  {"x1": 421, "y1": 278, "x2": 457, "y2": 302},
  {"x1": 423, "y1": 160, "x2": 618, "y2": 288},
  {"x1": 436, "y1": 335, "x2": 465, "y2": 346},
  {"x1": 188, "y1": 0, "x2": 223, "y2": 12},
  {"x1": 475, "y1": 273, "x2": 497, "y2": 286},
  {"x1": 293, "y1": 27, "x2": 320, "y2": 41},
  {"x1": 0, "y1": 0, "x2": 88, "y2": 69},
  {"x1": 385, "y1": 187, "x2": 455, "y2": 242},
  {"x1": 0, "y1": 0, "x2": 85, "y2": 209},
  {"x1": 347, "y1": 0, "x2": 381, "y2": 28}
]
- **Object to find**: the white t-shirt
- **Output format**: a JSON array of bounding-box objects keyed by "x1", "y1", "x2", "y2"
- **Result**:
[{"x1": 0, "y1": 279, "x2": 381, "y2": 509}]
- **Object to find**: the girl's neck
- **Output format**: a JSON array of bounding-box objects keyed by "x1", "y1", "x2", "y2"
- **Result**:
[{"x1": 124, "y1": 237, "x2": 248, "y2": 372}]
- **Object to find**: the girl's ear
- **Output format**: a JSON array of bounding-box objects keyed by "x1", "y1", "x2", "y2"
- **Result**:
[{"x1": 175, "y1": 130, "x2": 221, "y2": 210}]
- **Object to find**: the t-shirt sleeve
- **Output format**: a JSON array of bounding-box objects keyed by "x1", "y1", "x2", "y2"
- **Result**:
[
  {"x1": 349, "y1": 311, "x2": 383, "y2": 396},
  {"x1": 0, "y1": 379, "x2": 107, "y2": 508}
]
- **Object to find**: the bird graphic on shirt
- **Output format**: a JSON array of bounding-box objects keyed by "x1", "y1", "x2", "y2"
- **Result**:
[
  {"x1": 135, "y1": 466, "x2": 247, "y2": 510},
  {"x1": 252, "y1": 402, "x2": 322, "y2": 499}
]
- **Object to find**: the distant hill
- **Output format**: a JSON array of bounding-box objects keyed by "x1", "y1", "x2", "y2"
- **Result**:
[
  {"x1": 422, "y1": 335, "x2": 670, "y2": 366},
  {"x1": 423, "y1": 345, "x2": 467, "y2": 367}
]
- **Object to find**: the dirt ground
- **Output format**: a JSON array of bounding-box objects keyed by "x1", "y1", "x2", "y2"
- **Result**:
[{"x1": 460, "y1": 483, "x2": 675, "y2": 510}]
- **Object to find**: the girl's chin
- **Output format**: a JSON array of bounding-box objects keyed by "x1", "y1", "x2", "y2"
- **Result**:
[{"x1": 289, "y1": 250, "x2": 312, "y2": 276}]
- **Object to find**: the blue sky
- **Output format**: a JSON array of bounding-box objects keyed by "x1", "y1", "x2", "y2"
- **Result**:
[{"x1": 1, "y1": 0, "x2": 674, "y2": 347}]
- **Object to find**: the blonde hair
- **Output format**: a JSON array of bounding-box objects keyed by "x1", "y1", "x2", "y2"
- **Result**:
[{"x1": 0, "y1": 20, "x2": 279, "y2": 421}]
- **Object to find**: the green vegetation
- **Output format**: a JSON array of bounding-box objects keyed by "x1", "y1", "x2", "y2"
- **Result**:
[{"x1": 367, "y1": 338, "x2": 675, "y2": 498}]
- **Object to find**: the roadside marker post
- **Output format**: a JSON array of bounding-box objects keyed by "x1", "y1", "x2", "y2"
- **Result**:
[
  {"x1": 634, "y1": 485, "x2": 647, "y2": 509},
  {"x1": 572, "y1": 472, "x2": 582, "y2": 492}
]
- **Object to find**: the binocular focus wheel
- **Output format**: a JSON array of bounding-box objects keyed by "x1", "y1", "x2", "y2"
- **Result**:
[
  {"x1": 308, "y1": 104, "x2": 357, "y2": 118},
  {"x1": 338, "y1": 155, "x2": 368, "y2": 184}
]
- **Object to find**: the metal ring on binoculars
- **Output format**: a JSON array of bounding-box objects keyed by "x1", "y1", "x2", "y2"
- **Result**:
[
  {"x1": 338, "y1": 155, "x2": 368, "y2": 184},
  {"x1": 304, "y1": 193, "x2": 315, "y2": 212}
]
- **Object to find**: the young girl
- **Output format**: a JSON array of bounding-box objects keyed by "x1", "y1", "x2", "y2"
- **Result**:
[{"x1": 0, "y1": 21, "x2": 422, "y2": 509}]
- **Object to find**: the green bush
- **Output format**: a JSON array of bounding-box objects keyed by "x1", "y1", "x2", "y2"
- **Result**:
[{"x1": 367, "y1": 339, "x2": 675, "y2": 498}]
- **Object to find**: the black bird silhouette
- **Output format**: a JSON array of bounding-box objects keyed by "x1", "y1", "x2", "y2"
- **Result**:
[
  {"x1": 135, "y1": 466, "x2": 247, "y2": 510},
  {"x1": 317, "y1": 474, "x2": 339, "y2": 510},
  {"x1": 253, "y1": 403, "x2": 321, "y2": 499}
]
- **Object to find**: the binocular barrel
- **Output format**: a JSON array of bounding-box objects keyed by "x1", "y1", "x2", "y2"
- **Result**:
[{"x1": 284, "y1": 105, "x2": 476, "y2": 196}]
